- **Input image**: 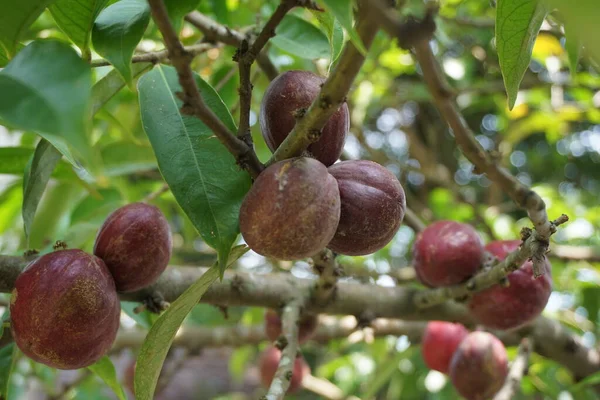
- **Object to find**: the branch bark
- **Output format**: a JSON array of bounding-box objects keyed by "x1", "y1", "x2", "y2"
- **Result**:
[{"x1": 90, "y1": 43, "x2": 217, "y2": 67}]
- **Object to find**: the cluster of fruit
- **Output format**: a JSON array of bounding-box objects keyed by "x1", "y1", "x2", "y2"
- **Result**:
[
  {"x1": 240, "y1": 71, "x2": 407, "y2": 259},
  {"x1": 422, "y1": 321, "x2": 509, "y2": 400},
  {"x1": 259, "y1": 309, "x2": 317, "y2": 393},
  {"x1": 413, "y1": 221, "x2": 552, "y2": 330},
  {"x1": 10, "y1": 203, "x2": 172, "y2": 369}
]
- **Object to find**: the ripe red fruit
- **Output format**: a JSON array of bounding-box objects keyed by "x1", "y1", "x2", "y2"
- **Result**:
[
  {"x1": 412, "y1": 220, "x2": 484, "y2": 287},
  {"x1": 264, "y1": 309, "x2": 318, "y2": 344},
  {"x1": 259, "y1": 70, "x2": 349, "y2": 166},
  {"x1": 94, "y1": 202, "x2": 172, "y2": 292},
  {"x1": 259, "y1": 347, "x2": 309, "y2": 393},
  {"x1": 10, "y1": 250, "x2": 120, "y2": 369},
  {"x1": 468, "y1": 240, "x2": 552, "y2": 330},
  {"x1": 421, "y1": 321, "x2": 469, "y2": 374},
  {"x1": 449, "y1": 331, "x2": 508, "y2": 400},
  {"x1": 327, "y1": 160, "x2": 406, "y2": 256},
  {"x1": 239, "y1": 157, "x2": 340, "y2": 260}
]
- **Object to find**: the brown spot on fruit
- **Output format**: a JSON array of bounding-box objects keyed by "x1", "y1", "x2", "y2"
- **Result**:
[
  {"x1": 10, "y1": 249, "x2": 120, "y2": 370},
  {"x1": 94, "y1": 202, "x2": 172, "y2": 292},
  {"x1": 259, "y1": 70, "x2": 349, "y2": 166},
  {"x1": 412, "y1": 220, "x2": 484, "y2": 287},
  {"x1": 327, "y1": 160, "x2": 406, "y2": 256},
  {"x1": 239, "y1": 157, "x2": 340, "y2": 260},
  {"x1": 468, "y1": 240, "x2": 552, "y2": 330},
  {"x1": 259, "y1": 347, "x2": 309, "y2": 393}
]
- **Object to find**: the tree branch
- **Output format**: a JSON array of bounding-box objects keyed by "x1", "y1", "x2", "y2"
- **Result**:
[
  {"x1": 268, "y1": 0, "x2": 381, "y2": 164},
  {"x1": 147, "y1": 0, "x2": 264, "y2": 178},
  {"x1": 493, "y1": 338, "x2": 533, "y2": 400},
  {"x1": 90, "y1": 43, "x2": 218, "y2": 67},
  {"x1": 311, "y1": 249, "x2": 340, "y2": 306}
]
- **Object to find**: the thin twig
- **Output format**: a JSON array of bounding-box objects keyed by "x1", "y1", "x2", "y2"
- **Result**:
[
  {"x1": 268, "y1": 0, "x2": 381, "y2": 165},
  {"x1": 142, "y1": 182, "x2": 169, "y2": 203},
  {"x1": 493, "y1": 338, "x2": 533, "y2": 400},
  {"x1": 403, "y1": 208, "x2": 426, "y2": 232},
  {"x1": 311, "y1": 249, "x2": 340, "y2": 306},
  {"x1": 147, "y1": 0, "x2": 264, "y2": 178},
  {"x1": 90, "y1": 43, "x2": 217, "y2": 67}
]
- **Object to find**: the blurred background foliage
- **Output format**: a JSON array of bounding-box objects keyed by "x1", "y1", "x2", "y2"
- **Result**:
[{"x1": 0, "y1": 0, "x2": 599, "y2": 399}]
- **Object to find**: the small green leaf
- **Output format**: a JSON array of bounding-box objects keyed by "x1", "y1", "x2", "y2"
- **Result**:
[
  {"x1": 92, "y1": 0, "x2": 150, "y2": 84},
  {"x1": 49, "y1": 0, "x2": 109, "y2": 57},
  {"x1": 165, "y1": 0, "x2": 200, "y2": 33},
  {"x1": 91, "y1": 62, "x2": 152, "y2": 115},
  {"x1": 564, "y1": 21, "x2": 580, "y2": 76},
  {"x1": 100, "y1": 141, "x2": 157, "y2": 176},
  {"x1": 121, "y1": 301, "x2": 154, "y2": 329},
  {"x1": 138, "y1": 65, "x2": 252, "y2": 274},
  {"x1": 312, "y1": 10, "x2": 344, "y2": 67},
  {"x1": 22, "y1": 139, "x2": 63, "y2": 245},
  {"x1": 0, "y1": 344, "x2": 17, "y2": 399},
  {"x1": 319, "y1": 0, "x2": 366, "y2": 55},
  {"x1": 133, "y1": 245, "x2": 249, "y2": 400},
  {"x1": 496, "y1": 0, "x2": 547, "y2": 109},
  {"x1": 0, "y1": 40, "x2": 93, "y2": 164},
  {"x1": 87, "y1": 356, "x2": 127, "y2": 400},
  {"x1": 271, "y1": 15, "x2": 331, "y2": 59},
  {"x1": 0, "y1": 0, "x2": 54, "y2": 57}
]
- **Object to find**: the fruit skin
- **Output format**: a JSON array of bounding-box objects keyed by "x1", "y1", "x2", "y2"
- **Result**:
[
  {"x1": 468, "y1": 240, "x2": 552, "y2": 330},
  {"x1": 421, "y1": 321, "x2": 469, "y2": 374},
  {"x1": 412, "y1": 220, "x2": 484, "y2": 287},
  {"x1": 259, "y1": 347, "x2": 309, "y2": 393},
  {"x1": 10, "y1": 249, "x2": 121, "y2": 370},
  {"x1": 265, "y1": 309, "x2": 318, "y2": 344},
  {"x1": 326, "y1": 160, "x2": 406, "y2": 255},
  {"x1": 449, "y1": 331, "x2": 508, "y2": 400},
  {"x1": 94, "y1": 202, "x2": 172, "y2": 292},
  {"x1": 259, "y1": 70, "x2": 349, "y2": 166},
  {"x1": 239, "y1": 157, "x2": 341, "y2": 260}
]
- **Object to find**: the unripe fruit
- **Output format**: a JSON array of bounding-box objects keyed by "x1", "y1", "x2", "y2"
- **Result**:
[
  {"x1": 421, "y1": 321, "x2": 469, "y2": 374},
  {"x1": 327, "y1": 160, "x2": 406, "y2": 256},
  {"x1": 259, "y1": 347, "x2": 309, "y2": 393},
  {"x1": 94, "y1": 202, "x2": 172, "y2": 292},
  {"x1": 468, "y1": 240, "x2": 552, "y2": 330},
  {"x1": 265, "y1": 309, "x2": 318, "y2": 344},
  {"x1": 449, "y1": 331, "x2": 508, "y2": 400},
  {"x1": 412, "y1": 220, "x2": 484, "y2": 287},
  {"x1": 239, "y1": 157, "x2": 340, "y2": 260},
  {"x1": 10, "y1": 250, "x2": 120, "y2": 369},
  {"x1": 259, "y1": 70, "x2": 349, "y2": 166}
]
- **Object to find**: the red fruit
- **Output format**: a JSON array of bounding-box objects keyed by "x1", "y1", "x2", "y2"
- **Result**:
[
  {"x1": 259, "y1": 347, "x2": 309, "y2": 393},
  {"x1": 421, "y1": 321, "x2": 469, "y2": 373},
  {"x1": 94, "y1": 202, "x2": 172, "y2": 292},
  {"x1": 412, "y1": 220, "x2": 484, "y2": 287},
  {"x1": 259, "y1": 70, "x2": 349, "y2": 166},
  {"x1": 468, "y1": 240, "x2": 552, "y2": 330},
  {"x1": 449, "y1": 331, "x2": 508, "y2": 400},
  {"x1": 264, "y1": 309, "x2": 318, "y2": 344},
  {"x1": 10, "y1": 250, "x2": 120, "y2": 369},
  {"x1": 239, "y1": 157, "x2": 341, "y2": 260},
  {"x1": 327, "y1": 160, "x2": 406, "y2": 256}
]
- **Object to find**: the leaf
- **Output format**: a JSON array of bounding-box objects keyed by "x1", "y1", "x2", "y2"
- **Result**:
[
  {"x1": 319, "y1": 0, "x2": 366, "y2": 55},
  {"x1": 271, "y1": 15, "x2": 331, "y2": 59},
  {"x1": 0, "y1": 0, "x2": 54, "y2": 57},
  {"x1": 22, "y1": 139, "x2": 63, "y2": 245},
  {"x1": 496, "y1": 0, "x2": 547, "y2": 109},
  {"x1": 87, "y1": 356, "x2": 127, "y2": 400},
  {"x1": 100, "y1": 142, "x2": 157, "y2": 176},
  {"x1": 91, "y1": 62, "x2": 152, "y2": 115},
  {"x1": 138, "y1": 65, "x2": 252, "y2": 273},
  {"x1": 133, "y1": 245, "x2": 249, "y2": 400},
  {"x1": 0, "y1": 40, "x2": 92, "y2": 164},
  {"x1": 312, "y1": 9, "x2": 344, "y2": 67},
  {"x1": 165, "y1": 0, "x2": 200, "y2": 33},
  {"x1": 564, "y1": 21, "x2": 580, "y2": 76},
  {"x1": 49, "y1": 0, "x2": 109, "y2": 57},
  {"x1": 210, "y1": 0, "x2": 230, "y2": 25},
  {"x1": 0, "y1": 344, "x2": 17, "y2": 399},
  {"x1": 121, "y1": 301, "x2": 154, "y2": 329},
  {"x1": 92, "y1": 0, "x2": 150, "y2": 84}
]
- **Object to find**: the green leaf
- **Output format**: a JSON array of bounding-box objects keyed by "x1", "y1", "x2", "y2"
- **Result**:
[
  {"x1": 271, "y1": 15, "x2": 331, "y2": 59},
  {"x1": 0, "y1": 344, "x2": 17, "y2": 399},
  {"x1": 138, "y1": 65, "x2": 252, "y2": 273},
  {"x1": 0, "y1": 40, "x2": 92, "y2": 164},
  {"x1": 564, "y1": 20, "x2": 580, "y2": 76},
  {"x1": 0, "y1": 0, "x2": 54, "y2": 57},
  {"x1": 92, "y1": 0, "x2": 150, "y2": 84},
  {"x1": 582, "y1": 285, "x2": 600, "y2": 326},
  {"x1": 312, "y1": 9, "x2": 344, "y2": 67},
  {"x1": 49, "y1": 0, "x2": 109, "y2": 57},
  {"x1": 165, "y1": 0, "x2": 200, "y2": 33},
  {"x1": 496, "y1": 0, "x2": 547, "y2": 109},
  {"x1": 100, "y1": 142, "x2": 157, "y2": 176},
  {"x1": 121, "y1": 301, "x2": 154, "y2": 329},
  {"x1": 70, "y1": 188, "x2": 123, "y2": 225},
  {"x1": 210, "y1": 0, "x2": 230, "y2": 25},
  {"x1": 91, "y1": 62, "x2": 152, "y2": 115},
  {"x1": 87, "y1": 356, "x2": 127, "y2": 400},
  {"x1": 133, "y1": 245, "x2": 249, "y2": 400},
  {"x1": 22, "y1": 139, "x2": 63, "y2": 245},
  {"x1": 319, "y1": 0, "x2": 366, "y2": 55}
]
